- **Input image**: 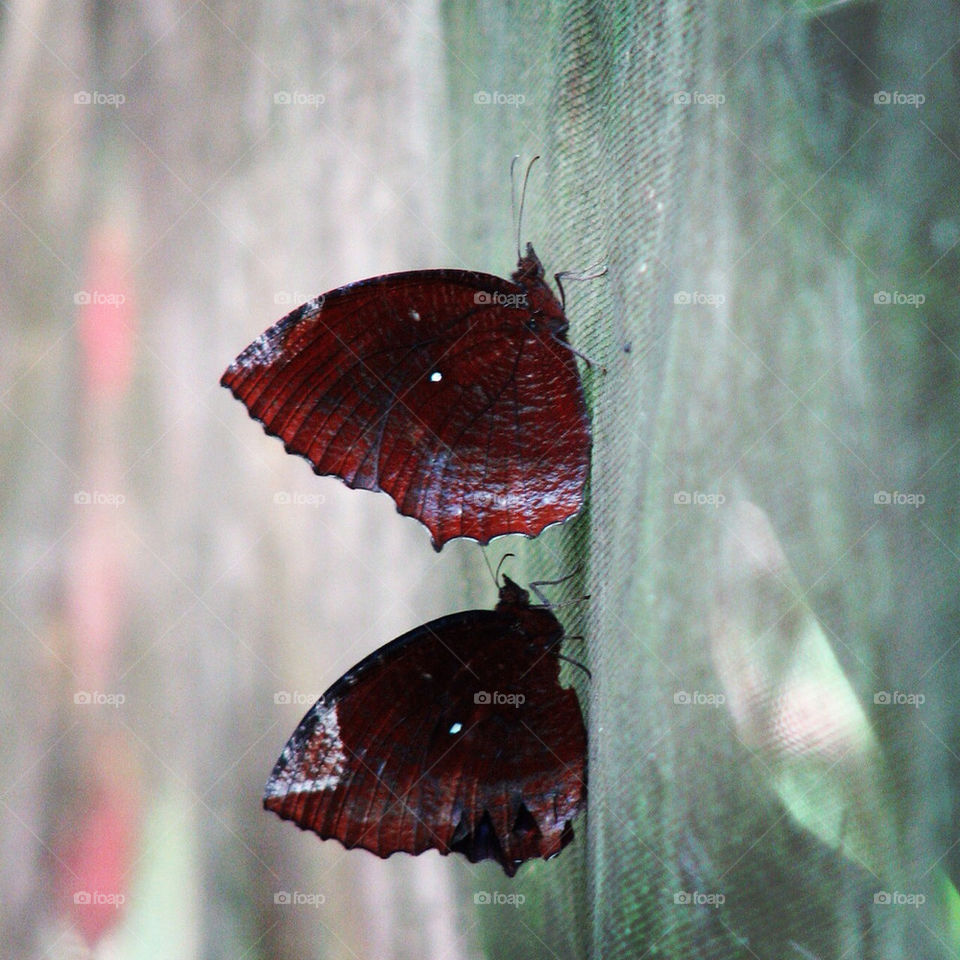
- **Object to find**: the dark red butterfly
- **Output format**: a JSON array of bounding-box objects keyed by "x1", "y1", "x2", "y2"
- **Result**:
[
  {"x1": 220, "y1": 244, "x2": 591, "y2": 549},
  {"x1": 264, "y1": 575, "x2": 587, "y2": 876}
]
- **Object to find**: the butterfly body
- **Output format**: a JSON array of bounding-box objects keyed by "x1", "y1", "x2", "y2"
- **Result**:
[
  {"x1": 264, "y1": 576, "x2": 587, "y2": 876},
  {"x1": 222, "y1": 245, "x2": 590, "y2": 548}
]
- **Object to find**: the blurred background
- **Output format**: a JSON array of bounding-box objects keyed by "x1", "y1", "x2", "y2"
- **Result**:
[{"x1": 3, "y1": 1, "x2": 960, "y2": 958}]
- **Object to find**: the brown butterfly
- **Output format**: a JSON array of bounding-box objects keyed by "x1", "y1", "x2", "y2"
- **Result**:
[
  {"x1": 220, "y1": 243, "x2": 591, "y2": 549},
  {"x1": 264, "y1": 575, "x2": 587, "y2": 875}
]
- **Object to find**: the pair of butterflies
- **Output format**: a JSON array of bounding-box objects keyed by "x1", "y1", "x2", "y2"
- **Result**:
[{"x1": 222, "y1": 235, "x2": 592, "y2": 876}]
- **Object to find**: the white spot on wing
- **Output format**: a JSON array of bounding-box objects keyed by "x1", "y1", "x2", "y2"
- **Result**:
[
  {"x1": 430, "y1": 371, "x2": 442, "y2": 382},
  {"x1": 232, "y1": 331, "x2": 281, "y2": 371},
  {"x1": 265, "y1": 700, "x2": 347, "y2": 797}
]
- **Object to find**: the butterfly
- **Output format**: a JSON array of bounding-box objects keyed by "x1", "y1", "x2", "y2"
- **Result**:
[
  {"x1": 263, "y1": 574, "x2": 587, "y2": 876},
  {"x1": 220, "y1": 243, "x2": 591, "y2": 549}
]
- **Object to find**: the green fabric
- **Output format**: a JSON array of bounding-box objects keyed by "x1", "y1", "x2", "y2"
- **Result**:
[{"x1": 442, "y1": 1, "x2": 960, "y2": 957}]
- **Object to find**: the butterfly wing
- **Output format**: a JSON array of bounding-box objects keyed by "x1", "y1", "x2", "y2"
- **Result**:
[
  {"x1": 221, "y1": 269, "x2": 590, "y2": 549},
  {"x1": 264, "y1": 608, "x2": 586, "y2": 876}
]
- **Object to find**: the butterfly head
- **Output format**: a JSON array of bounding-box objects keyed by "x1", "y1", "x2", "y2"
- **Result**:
[
  {"x1": 509, "y1": 243, "x2": 570, "y2": 342},
  {"x1": 497, "y1": 574, "x2": 531, "y2": 609},
  {"x1": 496, "y1": 575, "x2": 565, "y2": 652},
  {"x1": 511, "y1": 242, "x2": 545, "y2": 285}
]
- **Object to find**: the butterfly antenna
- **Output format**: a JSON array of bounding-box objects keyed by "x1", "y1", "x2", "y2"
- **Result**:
[
  {"x1": 510, "y1": 155, "x2": 521, "y2": 260},
  {"x1": 495, "y1": 552, "x2": 517, "y2": 585},
  {"x1": 481, "y1": 550, "x2": 498, "y2": 587},
  {"x1": 516, "y1": 155, "x2": 540, "y2": 258}
]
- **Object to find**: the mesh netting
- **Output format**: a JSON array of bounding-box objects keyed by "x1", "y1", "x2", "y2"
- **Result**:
[{"x1": 441, "y1": 1, "x2": 960, "y2": 957}]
